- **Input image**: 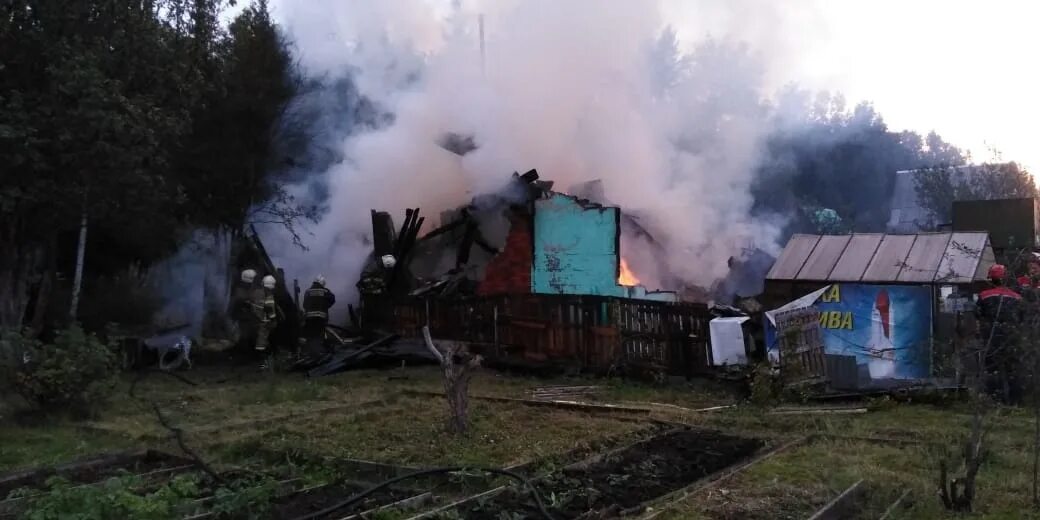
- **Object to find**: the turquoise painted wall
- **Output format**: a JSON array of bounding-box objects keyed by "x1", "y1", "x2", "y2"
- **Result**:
[
  {"x1": 530, "y1": 193, "x2": 679, "y2": 302},
  {"x1": 532, "y1": 194, "x2": 624, "y2": 296}
]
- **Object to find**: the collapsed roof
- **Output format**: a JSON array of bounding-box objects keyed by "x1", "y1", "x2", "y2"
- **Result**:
[{"x1": 357, "y1": 169, "x2": 682, "y2": 302}]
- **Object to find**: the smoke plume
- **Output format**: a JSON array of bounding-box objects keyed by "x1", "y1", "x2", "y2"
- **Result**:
[{"x1": 263, "y1": 0, "x2": 809, "y2": 303}]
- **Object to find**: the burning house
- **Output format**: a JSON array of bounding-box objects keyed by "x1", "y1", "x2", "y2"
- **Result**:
[{"x1": 355, "y1": 170, "x2": 715, "y2": 377}]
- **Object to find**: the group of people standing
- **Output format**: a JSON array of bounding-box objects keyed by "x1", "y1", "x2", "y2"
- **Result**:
[
  {"x1": 229, "y1": 269, "x2": 336, "y2": 370},
  {"x1": 975, "y1": 254, "x2": 1040, "y2": 404}
]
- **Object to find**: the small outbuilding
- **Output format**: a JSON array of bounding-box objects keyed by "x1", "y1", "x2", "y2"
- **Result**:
[{"x1": 762, "y1": 232, "x2": 995, "y2": 390}]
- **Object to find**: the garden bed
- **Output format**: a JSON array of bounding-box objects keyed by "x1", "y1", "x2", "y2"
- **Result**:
[
  {"x1": 269, "y1": 481, "x2": 428, "y2": 519},
  {"x1": 417, "y1": 428, "x2": 763, "y2": 519},
  {"x1": 0, "y1": 449, "x2": 194, "y2": 499}
]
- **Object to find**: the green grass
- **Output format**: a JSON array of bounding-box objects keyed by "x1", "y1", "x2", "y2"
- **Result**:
[
  {"x1": 652, "y1": 404, "x2": 1040, "y2": 519},
  {"x1": 205, "y1": 397, "x2": 642, "y2": 468},
  {"x1": 4, "y1": 366, "x2": 1040, "y2": 519},
  {"x1": 0, "y1": 424, "x2": 128, "y2": 471}
]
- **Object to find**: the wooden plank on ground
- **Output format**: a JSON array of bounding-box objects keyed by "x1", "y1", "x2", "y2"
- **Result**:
[{"x1": 806, "y1": 479, "x2": 866, "y2": 520}]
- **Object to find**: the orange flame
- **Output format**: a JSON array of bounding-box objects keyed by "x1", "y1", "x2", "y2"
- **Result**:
[{"x1": 618, "y1": 258, "x2": 640, "y2": 286}]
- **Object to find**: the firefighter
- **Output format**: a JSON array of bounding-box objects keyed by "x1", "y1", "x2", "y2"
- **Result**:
[
  {"x1": 230, "y1": 269, "x2": 263, "y2": 354},
  {"x1": 302, "y1": 275, "x2": 336, "y2": 356},
  {"x1": 977, "y1": 264, "x2": 1024, "y2": 404},
  {"x1": 257, "y1": 274, "x2": 283, "y2": 370},
  {"x1": 1017, "y1": 254, "x2": 1040, "y2": 300}
]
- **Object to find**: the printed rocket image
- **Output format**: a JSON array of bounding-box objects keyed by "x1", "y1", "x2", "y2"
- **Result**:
[{"x1": 866, "y1": 289, "x2": 896, "y2": 379}]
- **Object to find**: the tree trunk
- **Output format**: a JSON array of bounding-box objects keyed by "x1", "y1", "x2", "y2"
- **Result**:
[
  {"x1": 69, "y1": 210, "x2": 88, "y2": 320},
  {"x1": 0, "y1": 242, "x2": 39, "y2": 330},
  {"x1": 423, "y1": 325, "x2": 481, "y2": 434}
]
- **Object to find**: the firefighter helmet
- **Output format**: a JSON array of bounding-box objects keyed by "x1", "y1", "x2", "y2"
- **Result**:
[
  {"x1": 988, "y1": 264, "x2": 1007, "y2": 281},
  {"x1": 262, "y1": 275, "x2": 277, "y2": 290},
  {"x1": 241, "y1": 269, "x2": 257, "y2": 283},
  {"x1": 315, "y1": 275, "x2": 326, "y2": 287}
]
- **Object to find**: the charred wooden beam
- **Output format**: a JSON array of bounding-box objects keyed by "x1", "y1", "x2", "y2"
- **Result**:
[
  {"x1": 392, "y1": 208, "x2": 415, "y2": 259},
  {"x1": 370, "y1": 211, "x2": 397, "y2": 258}
]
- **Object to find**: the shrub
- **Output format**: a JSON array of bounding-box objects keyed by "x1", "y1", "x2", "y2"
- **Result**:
[
  {"x1": 3, "y1": 325, "x2": 118, "y2": 414},
  {"x1": 21, "y1": 474, "x2": 204, "y2": 520},
  {"x1": 748, "y1": 362, "x2": 780, "y2": 405}
]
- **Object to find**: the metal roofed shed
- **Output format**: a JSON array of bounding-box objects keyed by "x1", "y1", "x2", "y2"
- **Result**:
[
  {"x1": 766, "y1": 232, "x2": 994, "y2": 284},
  {"x1": 762, "y1": 232, "x2": 993, "y2": 393}
]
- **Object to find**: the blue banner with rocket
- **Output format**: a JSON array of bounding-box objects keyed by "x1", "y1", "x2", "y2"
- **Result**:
[{"x1": 766, "y1": 284, "x2": 933, "y2": 381}]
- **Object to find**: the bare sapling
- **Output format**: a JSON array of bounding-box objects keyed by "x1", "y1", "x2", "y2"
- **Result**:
[{"x1": 423, "y1": 325, "x2": 482, "y2": 433}]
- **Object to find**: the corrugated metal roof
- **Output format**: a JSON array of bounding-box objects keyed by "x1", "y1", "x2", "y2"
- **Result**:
[
  {"x1": 862, "y1": 234, "x2": 917, "y2": 282},
  {"x1": 766, "y1": 234, "x2": 819, "y2": 280},
  {"x1": 937, "y1": 232, "x2": 989, "y2": 284},
  {"x1": 828, "y1": 234, "x2": 883, "y2": 281},
  {"x1": 796, "y1": 235, "x2": 851, "y2": 280},
  {"x1": 897, "y1": 233, "x2": 952, "y2": 282},
  {"x1": 768, "y1": 232, "x2": 992, "y2": 283}
]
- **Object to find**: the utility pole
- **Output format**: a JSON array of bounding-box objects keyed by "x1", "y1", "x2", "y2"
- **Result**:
[{"x1": 478, "y1": 13, "x2": 486, "y2": 76}]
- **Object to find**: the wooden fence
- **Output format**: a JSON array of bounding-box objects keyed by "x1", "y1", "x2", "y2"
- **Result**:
[
  {"x1": 774, "y1": 306, "x2": 828, "y2": 385},
  {"x1": 383, "y1": 293, "x2": 714, "y2": 377}
]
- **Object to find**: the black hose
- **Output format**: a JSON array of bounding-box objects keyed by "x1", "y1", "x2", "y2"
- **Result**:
[{"x1": 289, "y1": 466, "x2": 555, "y2": 520}]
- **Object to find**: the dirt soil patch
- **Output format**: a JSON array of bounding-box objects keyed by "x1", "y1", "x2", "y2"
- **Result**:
[
  {"x1": 446, "y1": 429, "x2": 763, "y2": 519},
  {"x1": 0, "y1": 450, "x2": 193, "y2": 499},
  {"x1": 269, "y1": 482, "x2": 419, "y2": 519}
]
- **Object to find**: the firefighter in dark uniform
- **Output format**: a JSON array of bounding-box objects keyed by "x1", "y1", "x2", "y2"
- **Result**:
[
  {"x1": 302, "y1": 275, "x2": 336, "y2": 356},
  {"x1": 230, "y1": 269, "x2": 263, "y2": 355},
  {"x1": 257, "y1": 275, "x2": 283, "y2": 371},
  {"x1": 977, "y1": 264, "x2": 1024, "y2": 404}
]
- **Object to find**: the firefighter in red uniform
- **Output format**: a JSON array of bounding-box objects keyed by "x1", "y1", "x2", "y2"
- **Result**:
[
  {"x1": 977, "y1": 264, "x2": 1024, "y2": 404},
  {"x1": 1017, "y1": 254, "x2": 1040, "y2": 301}
]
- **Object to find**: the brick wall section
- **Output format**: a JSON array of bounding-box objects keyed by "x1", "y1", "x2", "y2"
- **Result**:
[{"x1": 478, "y1": 212, "x2": 533, "y2": 295}]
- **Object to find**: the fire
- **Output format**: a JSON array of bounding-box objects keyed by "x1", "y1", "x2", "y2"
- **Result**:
[{"x1": 618, "y1": 258, "x2": 640, "y2": 286}]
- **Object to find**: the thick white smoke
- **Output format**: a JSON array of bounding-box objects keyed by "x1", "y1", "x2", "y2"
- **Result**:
[{"x1": 264, "y1": 0, "x2": 802, "y2": 303}]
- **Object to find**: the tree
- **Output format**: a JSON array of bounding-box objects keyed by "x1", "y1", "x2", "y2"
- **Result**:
[
  {"x1": 0, "y1": 1, "x2": 195, "y2": 328},
  {"x1": 914, "y1": 162, "x2": 1037, "y2": 224},
  {"x1": 172, "y1": 0, "x2": 314, "y2": 334},
  {"x1": 423, "y1": 326, "x2": 482, "y2": 434},
  {"x1": 0, "y1": 0, "x2": 308, "y2": 333},
  {"x1": 177, "y1": 0, "x2": 308, "y2": 236},
  {"x1": 755, "y1": 88, "x2": 968, "y2": 239}
]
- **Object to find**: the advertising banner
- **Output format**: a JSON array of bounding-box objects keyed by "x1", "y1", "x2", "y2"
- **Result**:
[{"x1": 766, "y1": 284, "x2": 933, "y2": 384}]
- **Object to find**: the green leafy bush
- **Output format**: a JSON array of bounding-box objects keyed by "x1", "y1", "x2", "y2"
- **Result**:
[
  {"x1": 22, "y1": 474, "x2": 204, "y2": 520},
  {"x1": 3, "y1": 325, "x2": 118, "y2": 414},
  {"x1": 22, "y1": 473, "x2": 280, "y2": 519},
  {"x1": 748, "y1": 362, "x2": 780, "y2": 405}
]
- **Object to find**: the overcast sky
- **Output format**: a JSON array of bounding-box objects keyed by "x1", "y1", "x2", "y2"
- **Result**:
[
  {"x1": 668, "y1": 0, "x2": 1038, "y2": 171},
  {"x1": 251, "y1": 0, "x2": 1038, "y2": 172}
]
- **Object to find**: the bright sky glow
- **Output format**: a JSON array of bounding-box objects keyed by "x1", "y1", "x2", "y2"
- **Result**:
[{"x1": 666, "y1": 0, "x2": 1039, "y2": 172}]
